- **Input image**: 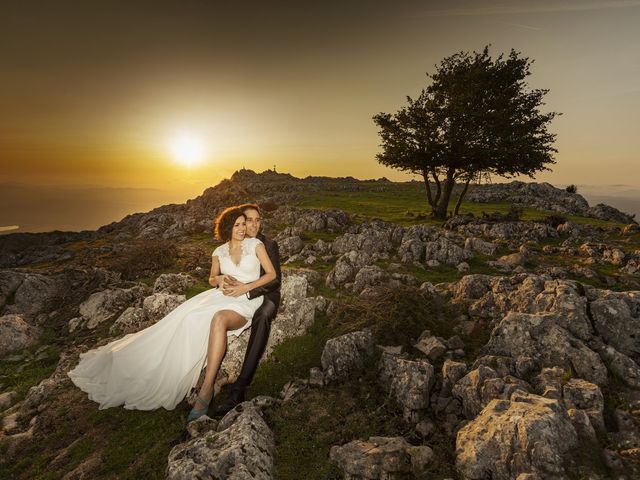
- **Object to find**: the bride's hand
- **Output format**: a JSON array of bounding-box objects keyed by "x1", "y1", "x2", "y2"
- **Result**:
[{"x1": 215, "y1": 275, "x2": 228, "y2": 288}]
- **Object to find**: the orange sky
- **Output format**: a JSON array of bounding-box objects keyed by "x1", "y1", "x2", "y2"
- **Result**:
[{"x1": 1, "y1": 1, "x2": 640, "y2": 231}]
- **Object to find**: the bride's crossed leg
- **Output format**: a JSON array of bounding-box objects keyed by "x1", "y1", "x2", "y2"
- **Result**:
[{"x1": 192, "y1": 309, "x2": 247, "y2": 412}]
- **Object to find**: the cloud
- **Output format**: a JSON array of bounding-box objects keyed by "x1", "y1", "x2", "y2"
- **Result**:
[
  {"x1": 418, "y1": 1, "x2": 640, "y2": 17},
  {"x1": 502, "y1": 22, "x2": 542, "y2": 30},
  {"x1": 0, "y1": 225, "x2": 19, "y2": 232}
]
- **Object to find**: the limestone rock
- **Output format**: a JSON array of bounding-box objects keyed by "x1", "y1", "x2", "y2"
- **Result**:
[
  {"x1": 485, "y1": 312, "x2": 608, "y2": 387},
  {"x1": 329, "y1": 436, "x2": 413, "y2": 479},
  {"x1": 413, "y1": 332, "x2": 446, "y2": 361},
  {"x1": 153, "y1": 273, "x2": 197, "y2": 294},
  {"x1": 79, "y1": 285, "x2": 147, "y2": 329},
  {"x1": 0, "y1": 314, "x2": 41, "y2": 356},
  {"x1": 321, "y1": 329, "x2": 374, "y2": 382},
  {"x1": 142, "y1": 293, "x2": 185, "y2": 322},
  {"x1": 167, "y1": 402, "x2": 274, "y2": 480},
  {"x1": 456, "y1": 391, "x2": 579, "y2": 480},
  {"x1": 562, "y1": 378, "x2": 605, "y2": 433},
  {"x1": 378, "y1": 352, "x2": 435, "y2": 421}
]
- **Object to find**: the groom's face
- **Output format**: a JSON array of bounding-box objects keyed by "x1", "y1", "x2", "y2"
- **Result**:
[{"x1": 244, "y1": 208, "x2": 261, "y2": 238}]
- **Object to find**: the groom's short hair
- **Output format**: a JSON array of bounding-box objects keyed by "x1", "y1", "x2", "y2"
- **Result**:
[
  {"x1": 240, "y1": 203, "x2": 261, "y2": 216},
  {"x1": 214, "y1": 206, "x2": 245, "y2": 242}
]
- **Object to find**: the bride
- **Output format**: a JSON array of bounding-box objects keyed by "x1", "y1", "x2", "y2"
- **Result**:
[{"x1": 67, "y1": 205, "x2": 276, "y2": 421}]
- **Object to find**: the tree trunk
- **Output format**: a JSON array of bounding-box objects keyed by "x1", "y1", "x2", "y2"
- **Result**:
[
  {"x1": 453, "y1": 177, "x2": 472, "y2": 216},
  {"x1": 431, "y1": 168, "x2": 442, "y2": 205},
  {"x1": 421, "y1": 169, "x2": 435, "y2": 212},
  {"x1": 434, "y1": 171, "x2": 455, "y2": 220}
]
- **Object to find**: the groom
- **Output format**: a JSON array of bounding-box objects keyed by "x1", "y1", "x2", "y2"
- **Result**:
[{"x1": 214, "y1": 203, "x2": 281, "y2": 416}]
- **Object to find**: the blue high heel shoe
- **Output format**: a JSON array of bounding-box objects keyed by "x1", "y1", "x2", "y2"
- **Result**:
[{"x1": 187, "y1": 395, "x2": 211, "y2": 422}]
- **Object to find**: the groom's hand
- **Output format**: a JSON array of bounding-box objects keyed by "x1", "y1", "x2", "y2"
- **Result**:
[
  {"x1": 223, "y1": 283, "x2": 248, "y2": 297},
  {"x1": 221, "y1": 276, "x2": 242, "y2": 296},
  {"x1": 224, "y1": 276, "x2": 240, "y2": 286}
]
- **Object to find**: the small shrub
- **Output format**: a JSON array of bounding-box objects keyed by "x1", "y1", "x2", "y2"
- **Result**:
[
  {"x1": 545, "y1": 214, "x2": 568, "y2": 228},
  {"x1": 565, "y1": 184, "x2": 577, "y2": 194},
  {"x1": 481, "y1": 205, "x2": 523, "y2": 222},
  {"x1": 329, "y1": 285, "x2": 453, "y2": 350},
  {"x1": 108, "y1": 239, "x2": 178, "y2": 280}
]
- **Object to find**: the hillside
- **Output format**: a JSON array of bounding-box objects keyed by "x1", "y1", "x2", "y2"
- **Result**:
[{"x1": 1, "y1": 170, "x2": 640, "y2": 479}]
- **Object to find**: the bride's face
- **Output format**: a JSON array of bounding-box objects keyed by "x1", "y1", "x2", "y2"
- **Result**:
[{"x1": 231, "y1": 215, "x2": 246, "y2": 242}]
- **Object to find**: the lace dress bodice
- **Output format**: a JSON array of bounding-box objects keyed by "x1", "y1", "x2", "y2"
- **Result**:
[{"x1": 212, "y1": 237, "x2": 263, "y2": 284}]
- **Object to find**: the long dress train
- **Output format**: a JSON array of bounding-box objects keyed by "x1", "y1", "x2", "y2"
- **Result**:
[{"x1": 67, "y1": 237, "x2": 264, "y2": 411}]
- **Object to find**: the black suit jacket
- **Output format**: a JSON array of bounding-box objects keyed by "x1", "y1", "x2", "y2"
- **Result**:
[{"x1": 247, "y1": 233, "x2": 281, "y2": 308}]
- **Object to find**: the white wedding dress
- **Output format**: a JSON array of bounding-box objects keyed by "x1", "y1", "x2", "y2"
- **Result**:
[{"x1": 67, "y1": 237, "x2": 264, "y2": 411}]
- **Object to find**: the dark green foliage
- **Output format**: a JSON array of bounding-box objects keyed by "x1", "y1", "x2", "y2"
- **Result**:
[
  {"x1": 373, "y1": 46, "x2": 559, "y2": 219},
  {"x1": 566, "y1": 184, "x2": 578, "y2": 194}
]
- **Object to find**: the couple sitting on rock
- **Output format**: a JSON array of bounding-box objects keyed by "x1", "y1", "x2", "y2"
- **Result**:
[{"x1": 68, "y1": 203, "x2": 281, "y2": 422}]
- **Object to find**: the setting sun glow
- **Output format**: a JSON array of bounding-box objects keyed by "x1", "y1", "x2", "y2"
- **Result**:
[{"x1": 169, "y1": 132, "x2": 205, "y2": 167}]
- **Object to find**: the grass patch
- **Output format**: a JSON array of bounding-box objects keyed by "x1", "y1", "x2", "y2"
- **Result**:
[
  {"x1": 91, "y1": 406, "x2": 186, "y2": 479},
  {"x1": 65, "y1": 437, "x2": 95, "y2": 472},
  {"x1": 247, "y1": 313, "x2": 334, "y2": 398},
  {"x1": 185, "y1": 281, "x2": 210, "y2": 299},
  {"x1": 301, "y1": 231, "x2": 341, "y2": 243},
  {"x1": 330, "y1": 285, "x2": 457, "y2": 351},
  {"x1": 0, "y1": 343, "x2": 60, "y2": 405},
  {"x1": 265, "y1": 374, "x2": 412, "y2": 480}
]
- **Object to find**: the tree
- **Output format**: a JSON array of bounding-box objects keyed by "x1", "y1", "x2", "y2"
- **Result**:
[{"x1": 373, "y1": 46, "x2": 559, "y2": 220}]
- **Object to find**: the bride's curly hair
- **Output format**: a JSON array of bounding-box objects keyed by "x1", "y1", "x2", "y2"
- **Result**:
[{"x1": 214, "y1": 206, "x2": 245, "y2": 242}]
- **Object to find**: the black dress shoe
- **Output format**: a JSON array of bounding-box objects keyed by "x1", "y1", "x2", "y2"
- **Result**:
[{"x1": 212, "y1": 389, "x2": 245, "y2": 417}]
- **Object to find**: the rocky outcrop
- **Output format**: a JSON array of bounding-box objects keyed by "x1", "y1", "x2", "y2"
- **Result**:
[
  {"x1": 452, "y1": 365, "x2": 531, "y2": 419},
  {"x1": 0, "y1": 314, "x2": 41, "y2": 356},
  {"x1": 467, "y1": 180, "x2": 635, "y2": 223},
  {"x1": 153, "y1": 273, "x2": 197, "y2": 295},
  {"x1": 326, "y1": 250, "x2": 374, "y2": 288},
  {"x1": 456, "y1": 390, "x2": 579, "y2": 480},
  {"x1": 330, "y1": 436, "x2": 433, "y2": 480},
  {"x1": 320, "y1": 329, "x2": 374, "y2": 382},
  {"x1": 0, "y1": 271, "x2": 61, "y2": 320},
  {"x1": 68, "y1": 285, "x2": 148, "y2": 331},
  {"x1": 167, "y1": 399, "x2": 276, "y2": 480},
  {"x1": 485, "y1": 311, "x2": 608, "y2": 386},
  {"x1": 378, "y1": 352, "x2": 435, "y2": 422}
]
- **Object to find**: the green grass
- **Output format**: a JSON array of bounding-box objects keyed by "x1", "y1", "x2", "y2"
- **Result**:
[
  {"x1": 0, "y1": 343, "x2": 60, "y2": 407},
  {"x1": 247, "y1": 312, "x2": 334, "y2": 398},
  {"x1": 245, "y1": 298, "x2": 465, "y2": 479},
  {"x1": 185, "y1": 281, "x2": 210, "y2": 299},
  {"x1": 65, "y1": 437, "x2": 95, "y2": 472},
  {"x1": 90, "y1": 406, "x2": 186, "y2": 479},
  {"x1": 301, "y1": 231, "x2": 341, "y2": 243},
  {"x1": 265, "y1": 371, "x2": 413, "y2": 480},
  {"x1": 293, "y1": 183, "x2": 624, "y2": 229}
]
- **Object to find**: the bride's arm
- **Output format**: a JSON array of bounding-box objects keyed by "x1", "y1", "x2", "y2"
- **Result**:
[
  {"x1": 208, "y1": 256, "x2": 226, "y2": 288},
  {"x1": 224, "y1": 244, "x2": 276, "y2": 297}
]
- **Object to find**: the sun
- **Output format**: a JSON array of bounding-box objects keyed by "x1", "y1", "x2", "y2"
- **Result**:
[{"x1": 168, "y1": 132, "x2": 205, "y2": 167}]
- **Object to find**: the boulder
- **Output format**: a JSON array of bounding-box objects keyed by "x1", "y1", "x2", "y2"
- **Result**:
[
  {"x1": 167, "y1": 401, "x2": 274, "y2": 480},
  {"x1": 0, "y1": 314, "x2": 41, "y2": 356},
  {"x1": 153, "y1": 273, "x2": 197, "y2": 294},
  {"x1": 79, "y1": 285, "x2": 147, "y2": 329},
  {"x1": 456, "y1": 391, "x2": 578, "y2": 480},
  {"x1": 329, "y1": 436, "x2": 417, "y2": 479},
  {"x1": 452, "y1": 366, "x2": 531, "y2": 419},
  {"x1": 562, "y1": 378, "x2": 605, "y2": 433},
  {"x1": 142, "y1": 293, "x2": 186, "y2": 322},
  {"x1": 378, "y1": 352, "x2": 435, "y2": 421},
  {"x1": 485, "y1": 312, "x2": 608, "y2": 387},
  {"x1": 321, "y1": 329, "x2": 374, "y2": 382}
]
